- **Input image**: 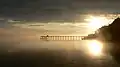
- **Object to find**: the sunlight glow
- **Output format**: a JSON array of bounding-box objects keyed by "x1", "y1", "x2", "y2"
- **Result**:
[
  {"x1": 85, "y1": 16, "x2": 108, "y2": 31},
  {"x1": 87, "y1": 40, "x2": 103, "y2": 57}
]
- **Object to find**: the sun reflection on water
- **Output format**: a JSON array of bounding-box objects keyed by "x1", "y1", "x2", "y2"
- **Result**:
[{"x1": 86, "y1": 40, "x2": 104, "y2": 57}]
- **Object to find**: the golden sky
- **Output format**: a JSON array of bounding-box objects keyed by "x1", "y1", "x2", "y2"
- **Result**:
[{"x1": 0, "y1": 14, "x2": 116, "y2": 51}]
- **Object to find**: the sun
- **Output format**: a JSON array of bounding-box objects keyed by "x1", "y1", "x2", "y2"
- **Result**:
[
  {"x1": 89, "y1": 17, "x2": 104, "y2": 29},
  {"x1": 85, "y1": 16, "x2": 108, "y2": 31}
]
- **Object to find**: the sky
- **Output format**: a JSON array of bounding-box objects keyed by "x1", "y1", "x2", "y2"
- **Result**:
[
  {"x1": 0, "y1": 0, "x2": 119, "y2": 51},
  {"x1": 0, "y1": 0, "x2": 120, "y2": 20}
]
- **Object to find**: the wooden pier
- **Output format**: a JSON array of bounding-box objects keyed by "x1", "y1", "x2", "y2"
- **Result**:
[{"x1": 40, "y1": 35, "x2": 85, "y2": 41}]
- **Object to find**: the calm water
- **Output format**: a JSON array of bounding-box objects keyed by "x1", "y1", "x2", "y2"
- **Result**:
[{"x1": 3, "y1": 40, "x2": 118, "y2": 67}]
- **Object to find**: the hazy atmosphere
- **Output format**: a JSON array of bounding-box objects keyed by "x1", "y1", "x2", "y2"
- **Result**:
[
  {"x1": 0, "y1": 0, "x2": 120, "y2": 67},
  {"x1": 0, "y1": 0, "x2": 119, "y2": 51}
]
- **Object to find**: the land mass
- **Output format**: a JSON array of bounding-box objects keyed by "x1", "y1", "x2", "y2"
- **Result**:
[{"x1": 83, "y1": 17, "x2": 120, "y2": 62}]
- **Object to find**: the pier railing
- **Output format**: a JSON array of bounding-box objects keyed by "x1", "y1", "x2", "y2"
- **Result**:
[{"x1": 40, "y1": 35, "x2": 85, "y2": 41}]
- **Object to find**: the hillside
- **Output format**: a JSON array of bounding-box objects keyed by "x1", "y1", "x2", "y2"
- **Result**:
[
  {"x1": 83, "y1": 17, "x2": 120, "y2": 63},
  {"x1": 83, "y1": 17, "x2": 120, "y2": 42}
]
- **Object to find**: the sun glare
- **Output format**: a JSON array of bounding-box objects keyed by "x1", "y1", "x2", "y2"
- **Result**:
[
  {"x1": 87, "y1": 40, "x2": 103, "y2": 57},
  {"x1": 85, "y1": 16, "x2": 108, "y2": 31}
]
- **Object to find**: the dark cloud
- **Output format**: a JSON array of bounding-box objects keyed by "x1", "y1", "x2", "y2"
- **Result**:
[{"x1": 0, "y1": 0, "x2": 120, "y2": 21}]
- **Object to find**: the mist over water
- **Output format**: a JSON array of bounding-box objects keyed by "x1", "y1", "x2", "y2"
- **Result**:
[{"x1": 0, "y1": 17, "x2": 113, "y2": 52}]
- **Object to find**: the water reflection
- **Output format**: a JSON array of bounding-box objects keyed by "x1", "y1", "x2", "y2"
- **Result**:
[
  {"x1": 86, "y1": 40, "x2": 103, "y2": 57},
  {"x1": 5, "y1": 39, "x2": 120, "y2": 66}
]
